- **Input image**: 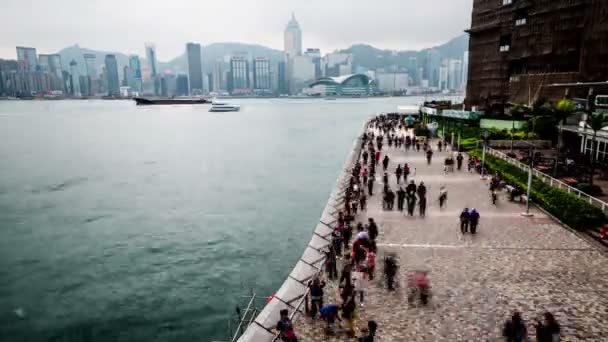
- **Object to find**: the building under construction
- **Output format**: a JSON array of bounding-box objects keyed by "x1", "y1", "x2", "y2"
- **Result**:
[{"x1": 465, "y1": 0, "x2": 608, "y2": 113}]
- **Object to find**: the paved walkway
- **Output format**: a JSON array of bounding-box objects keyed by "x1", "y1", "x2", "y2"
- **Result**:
[{"x1": 294, "y1": 131, "x2": 608, "y2": 341}]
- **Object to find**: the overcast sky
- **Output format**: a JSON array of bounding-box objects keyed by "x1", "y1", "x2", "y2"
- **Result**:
[{"x1": 1, "y1": 0, "x2": 473, "y2": 61}]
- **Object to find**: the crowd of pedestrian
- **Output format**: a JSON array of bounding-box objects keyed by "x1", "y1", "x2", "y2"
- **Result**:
[{"x1": 275, "y1": 115, "x2": 559, "y2": 342}]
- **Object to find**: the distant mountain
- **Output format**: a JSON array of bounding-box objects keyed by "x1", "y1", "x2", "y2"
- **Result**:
[
  {"x1": 55, "y1": 34, "x2": 468, "y2": 77},
  {"x1": 57, "y1": 43, "x2": 285, "y2": 76},
  {"x1": 340, "y1": 34, "x2": 469, "y2": 71},
  {"x1": 164, "y1": 42, "x2": 285, "y2": 74},
  {"x1": 426, "y1": 34, "x2": 469, "y2": 60},
  {"x1": 57, "y1": 45, "x2": 135, "y2": 77}
]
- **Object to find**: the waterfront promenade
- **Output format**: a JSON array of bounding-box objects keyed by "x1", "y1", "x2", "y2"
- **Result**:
[{"x1": 294, "y1": 128, "x2": 608, "y2": 340}]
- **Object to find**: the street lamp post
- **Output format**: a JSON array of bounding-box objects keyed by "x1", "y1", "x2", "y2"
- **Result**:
[
  {"x1": 521, "y1": 145, "x2": 534, "y2": 217},
  {"x1": 481, "y1": 130, "x2": 489, "y2": 179}
]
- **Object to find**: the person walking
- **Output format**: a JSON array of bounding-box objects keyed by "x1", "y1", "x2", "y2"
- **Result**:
[
  {"x1": 417, "y1": 181, "x2": 427, "y2": 200},
  {"x1": 403, "y1": 163, "x2": 410, "y2": 182},
  {"x1": 387, "y1": 188, "x2": 395, "y2": 210},
  {"x1": 460, "y1": 208, "x2": 470, "y2": 234},
  {"x1": 503, "y1": 312, "x2": 528, "y2": 342},
  {"x1": 367, "y1": 247, "x2": 376, "y2": 281},
  {"x1": 456, "y1": 152, "x2": 464, "y2": 171},
  {"x1": 406, "y1": 192, "x2": 417, "y2": 216},
  {"x1": 277, "y1": 309, "x2": 298, "y2": 342},
  {"x1": 439, "y1": 185, "x2": 448, "y2": 208},
  {"x1": 469, "y1": 208, "x2": 480, "y2": 234},
  {"x1": 397, "y1": 186, "x2": 406, "y2": 211},
  {"x1": 426, "y1": 149, "x2": 433, "y2": 165},
  {"x1": 382, "y1": 155, "x2": 390, "y2": 172},
  {"x1": 307, "y1": 277, "x2": 326, "y2": 319},
  {"x1": 352, "y1": 265, "x2": 368, "y2": 305},
  {"x1": 367, "y1": 177, "x2": 374, "y2": 196},
  {"x1": 438, "y1": 140, "x2": 443, "y2": 152},
  {"x1": 419, "y1": 196, "x2": 427, "y2": 217},
  {"x1": 359, "y1": 193, "x2": 367, "y2": 211},
  {"x1": 342, "y1": 294, "x2": 357, "y2": 337},
  {"x1": 395, "y1": 164, "x2": 403, "y2": 184},
  {"x1": 358, "y1": 321, "x2": 378, "y2": 342},
  {"x1": 362, "y1": 167, "x2": 369, "y2": 185},
  {"x1": 367, "y1": 218, "x2": 378, "y2": 242},
  {"x1": 324, "y1": 246, "x2": 338, "y2": 279},
  {"x1": 375, "y1": 150, "x2": 381, "y2": 165},
  {"x1": 534, "y1": 312, "x2": 561, "y2": 342},
  {"x1": 362, "y1": 150, "x2": 369, "y2": 165}
]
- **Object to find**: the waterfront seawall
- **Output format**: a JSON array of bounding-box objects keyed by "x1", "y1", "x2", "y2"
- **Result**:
[{"x1": 236, "y1": 119, "x2": 369, "y2": 341}]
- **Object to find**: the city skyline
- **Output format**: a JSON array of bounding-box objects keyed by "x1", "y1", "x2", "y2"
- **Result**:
[{"x1": 0, "y1": 0, "x2": 473, "y2": 60}]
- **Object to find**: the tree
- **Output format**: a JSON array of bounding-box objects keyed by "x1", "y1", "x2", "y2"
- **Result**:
[
  {"x1": 529, "y1": 97, "x2": 553, "y2": 136},
  {"x1": 586, "y1": 112, "x2": 608, "y2": 186},
  {"x1": 554, "y1": 98, "x2": 575, "y2": 153}
]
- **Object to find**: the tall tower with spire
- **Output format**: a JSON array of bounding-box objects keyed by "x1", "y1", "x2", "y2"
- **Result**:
[
  {"x1": 284, "y1": 12, "x2": 302, "y2": 57},
  {"x1": 284, "y1": 13, "x2": 302, "y2": 95}
]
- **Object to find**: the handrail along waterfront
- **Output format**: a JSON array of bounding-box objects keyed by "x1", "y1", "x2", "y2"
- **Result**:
[{"x1": 235, "y1": 119, "x2": 370, "y2": 342}]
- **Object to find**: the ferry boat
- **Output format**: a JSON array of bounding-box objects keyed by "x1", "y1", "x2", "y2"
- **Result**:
[
  {"x1": 209, "y1": 101, "x2": 240, "y2": 112},
  {"x1": 134, "y1": 97, "x2": 211, "y2": 105}
]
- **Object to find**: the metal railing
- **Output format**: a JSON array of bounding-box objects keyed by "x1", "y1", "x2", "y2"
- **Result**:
[
  {"x1": 485, "y1": 147, "x2": 608, "y2": 214},
  {"x1": 234, "y1": 118, "x2": 371, "y2": 342}
]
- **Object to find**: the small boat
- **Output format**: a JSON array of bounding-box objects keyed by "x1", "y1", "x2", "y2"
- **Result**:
[
  {"x1": 134, "y1": 97, "x2": 210, "y2": 105},
  {"x1": 209, "y1": 101, "x2": 240, "y2": 112}
]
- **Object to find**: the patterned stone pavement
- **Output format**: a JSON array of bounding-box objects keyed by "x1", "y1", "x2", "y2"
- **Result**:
[{"x1": 293, "y1": 134, "x2": 608, "y2": 341}]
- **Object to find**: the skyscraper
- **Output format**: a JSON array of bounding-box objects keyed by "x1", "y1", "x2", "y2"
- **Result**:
[
  {"x1": 145, "y1": 43, "x2": 160, "y2": 96},
  {"x1": 439, "y1": 64, "x2": 448, "y2": 91},
  {"x1": 277, "y1": 61, "x2": 287, "y2": 95},
  {"x1": 186, "y1": 42, "x2": 203, "y2": 95},
  {"x1": 104, "y1": 54, "x2": 120, "y2": 96},
  {"x1": 212, "y1": 60, "x2": 224, "y2": 92},
  {"x1": 145, "y1": 43, "x2": 158, "y2": 77},
  {"x1": 38, "y1": 54, "x2": 64, "y2": 92},
  {"x1": 16, "y1": 47, "x2": 38, "y2": 72},
  {"x1": 284, "y1": 13, "x2": 302, "y2": 95},
  {"x1": 408, "y1": 56, "x2": 418, "y2": 85},
  {"x1": 253, "y1": 57, "x2": 271, "y2": 93},
  {"x1": 69, "y1": 60, "x2": 81, "y2": 96},
  {"x1": 447, "y1": 59, "x2": 462, "y2": 91},
  {"x1": 129, "y1": 55, "x2": 142, "y2": 92},
  {"x1": 229, "y1": 55, "x2": 249, "y2": 94},
  {"x1": 176, "y1": 74, "x2": 189, "y2": 96},
  {"x1": 304, "y1": 48, "x2": 322, "y2": 79},
  {"x1": 426, "y1": 49, "x2": 441, "y2": 87},
  {"x1": 284, "y1": 13, "x2": 302, "y2": 57},
  {"x1": 461, "y1": 51, "x2": 469, "y2": 91},
  {"x1": 84, "y1": 54, "x2": 97, "y2": 77}
]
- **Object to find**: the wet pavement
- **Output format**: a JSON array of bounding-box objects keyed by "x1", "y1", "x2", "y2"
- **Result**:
[{"x1": 293, "y1": 135, "x2": 608, "y2": 341}]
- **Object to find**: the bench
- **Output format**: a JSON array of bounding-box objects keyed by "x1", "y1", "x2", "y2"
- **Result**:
[{"x1": 505, "y1": 184, "x2": 527, "y2": 203}]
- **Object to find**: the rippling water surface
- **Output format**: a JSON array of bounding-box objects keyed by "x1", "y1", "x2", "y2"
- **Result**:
[{"x1": 0, "y1": 97, "x2": 458, "y2": 341}]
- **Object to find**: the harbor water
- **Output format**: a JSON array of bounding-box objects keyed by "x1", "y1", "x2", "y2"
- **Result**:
[{"x1": 0, "y1": 97, "x2": 458, "y2": 341}]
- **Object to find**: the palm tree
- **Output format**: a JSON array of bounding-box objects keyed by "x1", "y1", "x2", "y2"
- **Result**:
[{"x1": 586, "y1": 112, "x2": 608, "y2": 186}]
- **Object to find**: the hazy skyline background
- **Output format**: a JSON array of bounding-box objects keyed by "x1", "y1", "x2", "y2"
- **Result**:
[{"x1": 1, "y1": 0, "x2": 473, "y2": 60}]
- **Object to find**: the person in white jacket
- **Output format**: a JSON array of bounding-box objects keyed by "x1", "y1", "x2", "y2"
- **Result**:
[{"x1": 351, "y1": 266, "x2": 368, "y2": 306}]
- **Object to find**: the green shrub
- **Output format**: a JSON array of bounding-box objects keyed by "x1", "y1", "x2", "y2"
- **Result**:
[
  {"x1": 577, "y1": 183, "x2": 603, "y2": 196},
  {"x1": 470, "y1": 150, "x2": 606, "y2": 230}
]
